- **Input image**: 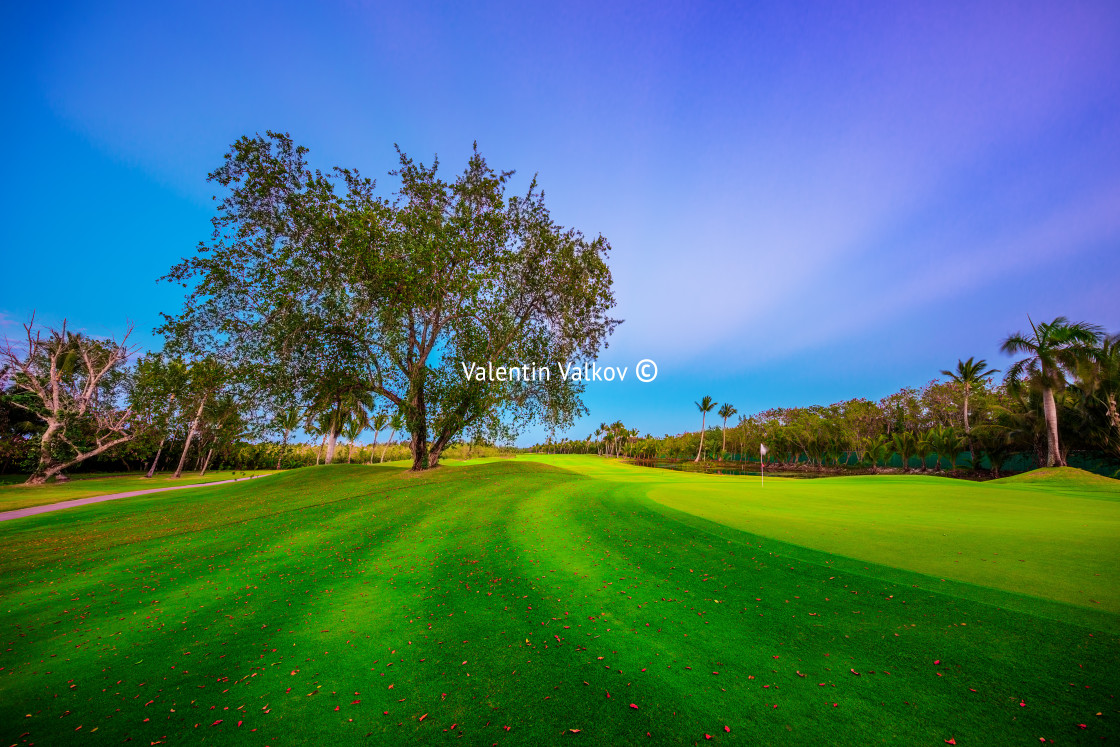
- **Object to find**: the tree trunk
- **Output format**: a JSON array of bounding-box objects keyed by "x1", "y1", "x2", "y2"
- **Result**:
[
  {"x1": 1042, "y1": 386, "x2": 1063, "y2": 467},
  {"x1": 26, "y1": 420, "x2": 64, "y2": 484},
  {"x1": 694, "y1": 415, "x2": 707, "y2": 462},
  {"x1": 25, "y1": 434, "x2": 136, "y2": 485},
  {"x1": 276, "y1": 429, "x2": 290, "y2": 470},
  {"x1": 173, "y1": 394, "x2": 209, "y2": 479},
  {"x1": 316, "y1": 433, "x2": 327, "y2": 465},
  {"x1": 199, "y1": 447, "x2": 214, "y2": 476},
  {"x1": 145, "y1": 436, "x2": 166, "y2": 478},
  {"x1": 325, "y1": 428, "x2": 339, "y2": 464},
  {"x1": 1106, "y1": 394, "x2": 1120, "y2": 458},
  {"x1": 963, "y1": 388, "x2": 975, "y2": 468},
  {"x1": 409, "y1": 379, "x2": 430, "y2": 471},
  {"x1": 380, "y1": 431, "x2": 396, "y2": 463},
  {"x1": 347, "y1": 438, "x2": 354, "y2": 463},
  {"x1": 368, "y1": 431, "x2": 380, "y2": 464}
]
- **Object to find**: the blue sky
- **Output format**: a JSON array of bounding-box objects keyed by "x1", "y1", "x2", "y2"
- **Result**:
[{"x1": 3, "y1": 1, "x2": 1119, "y2": 444}]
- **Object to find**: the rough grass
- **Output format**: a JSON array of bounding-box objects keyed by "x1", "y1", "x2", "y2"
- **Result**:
[
  {"x1": 0, "y1": 461, "x2": 1116, "y2": 745},
  {"x1": 0, "y1": 471, "x2": 277, "y2": 513}
]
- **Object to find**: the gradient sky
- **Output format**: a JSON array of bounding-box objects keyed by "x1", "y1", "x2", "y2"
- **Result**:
[{"x1": 3, "y1": 1, "x2": 1119, "y2": 444}]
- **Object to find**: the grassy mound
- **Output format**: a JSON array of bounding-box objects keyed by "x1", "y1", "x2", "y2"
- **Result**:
[
  {"x1": 993, "y1": 466, "x2": 1120, "y2": 490},
  {"x1": 0, "y1": 462, "x2": 1116, "y2": 745}
]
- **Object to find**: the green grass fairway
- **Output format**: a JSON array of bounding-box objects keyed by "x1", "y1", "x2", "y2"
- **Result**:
[
  {"x1": 0, "y1": 471, "x2": 277, "y2": 513},
  {"x1": 521, "y1": 458, "x2": 1120, "y2": 617},
  {"x1": 1, "y1": 460, "x2": 1117, "y2": 745}
]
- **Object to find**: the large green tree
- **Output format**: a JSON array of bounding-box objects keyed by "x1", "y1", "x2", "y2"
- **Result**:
[
  {"x1": 161, "y1": 132, "x2": 618, "y2": 470},
  {"x1": 128, "y1": 353, "x2": 189, "y2": 478}
]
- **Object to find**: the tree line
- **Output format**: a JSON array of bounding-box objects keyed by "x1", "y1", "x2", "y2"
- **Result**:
[
  {"x1": 532, "y1": 317, "x2": 1120, "y2": 477},
  {"x1": 0, "y1": 132, "x2": 619, "y2": 483}
]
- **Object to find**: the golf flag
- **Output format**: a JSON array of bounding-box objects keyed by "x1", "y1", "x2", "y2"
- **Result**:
[
  {"x1": 759, "y1": 444, "x2": 767, "y2": 486},
  {"x1": 760, "y1": 443, "x2": 768, "y2": 456}
]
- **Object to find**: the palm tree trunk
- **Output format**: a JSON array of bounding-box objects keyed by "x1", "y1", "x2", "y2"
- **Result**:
[
  {"x1": 1042, "y1": 386, "x2": 1063, "y2": 467},
  {"x1": 368, "y1": 431, "x2": 380, "y2": 464},
  {"x1": 963, "y1": 388, "x2": 975, "y2": 467},
  {"x1": 347, "y1": 438, "x2": 354, "y2": 463},
  {"x1": 695, "y1": 415, "x2": 707, "y2": 462},
  {"x1": 325, "y1": 429, "x2": 339, "y2": 464},
  {"x1": 316, "y1": 433, "x2": 327, "y2": 465},
  {"x1": 380, "y1": 431, "x2": 397, "y2": 463}
]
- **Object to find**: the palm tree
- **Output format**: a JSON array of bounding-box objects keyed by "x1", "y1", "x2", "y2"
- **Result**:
[
  {"x1": 367, "y1": 412, "x2": 389, "y2": 464},
  {"x1": 929, "y1": 425, "x2": 964, "y2": 471},
  {"x1": 273, "y1": 406, "x2": 302, "y2": 469},
  {"x1": 380, "y1": 413, "x2": 404, "y2": 463},
  {"x1": 1076, "y1": 334, "x2": 1120, "y2": 459},
  {"x1": 867, "y1": 435, "x2": 891, "y2": 473},
  {"x1": 891, "y1": 431, "x2": 916, "y2": 472},
  {"x1": 341, "y1": 412, "x2": 369, "y2": 463},
  {"x1": 305, "y1": 378, "x2": 376, "y2": 465},
  {"x1": 717, "y1": 403, "x2": 737, "y2": 459},
  {"x1": 1001, "y1": 317, "x2": 1103, "y2": 467},
  {"x1": 940, "y1": 357, "x2": 998, "y2": 466},
  {"x1": 306, "y1": 414, "x2": 331, "y2": 465},
  {"x1": 694, "y1": 396, "x2": 717, "y2": 462},
  {"x1": 914, "y1": 433, "x2": 933, "y2": 472}
]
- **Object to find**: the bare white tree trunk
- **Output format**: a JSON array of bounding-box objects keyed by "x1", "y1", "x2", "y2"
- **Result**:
[
  {"x1": 3, "y1": 318, "x2": 140, "y2": 484},
  {"x1": 199, "y1": 447, "x2": 214, "y2": 476},
  {"x1": 174, "y1": 394, "x2": 209, "y2": 479},
  {"x1": 146, "y1": 436, "x2": 166, "y2": 478}
]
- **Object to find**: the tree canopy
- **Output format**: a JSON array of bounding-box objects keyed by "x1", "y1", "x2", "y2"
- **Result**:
[{"x1": 160, "y1": 132, "x2": 619, "y2": 469}]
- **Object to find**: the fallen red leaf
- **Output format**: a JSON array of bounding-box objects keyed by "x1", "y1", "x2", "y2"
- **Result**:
[
  {"x1": 724, "y1": 726, "x2": 730, "y2": 732},
  {"x1": 945, "y1": 739, "x2": 956, "y2": 745},
  {"x1": 630, "y1": 704, "x2": 639, "y2": 710},
  {"x1": 419, "y1": 713, "x2": 427, "y2": 722}
]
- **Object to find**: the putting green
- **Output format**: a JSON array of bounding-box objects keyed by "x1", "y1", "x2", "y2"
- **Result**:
[
  {"x1": 0, "y1": 460, "x2": 1115, "y2": 745},
  {"x1": 514, "y1": 457, "x2": 1120, "y2": 616}
]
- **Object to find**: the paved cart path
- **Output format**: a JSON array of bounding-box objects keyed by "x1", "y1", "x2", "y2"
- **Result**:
[{"x1": 0, "y1": 474, "x2": 274, "y2": 522}]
